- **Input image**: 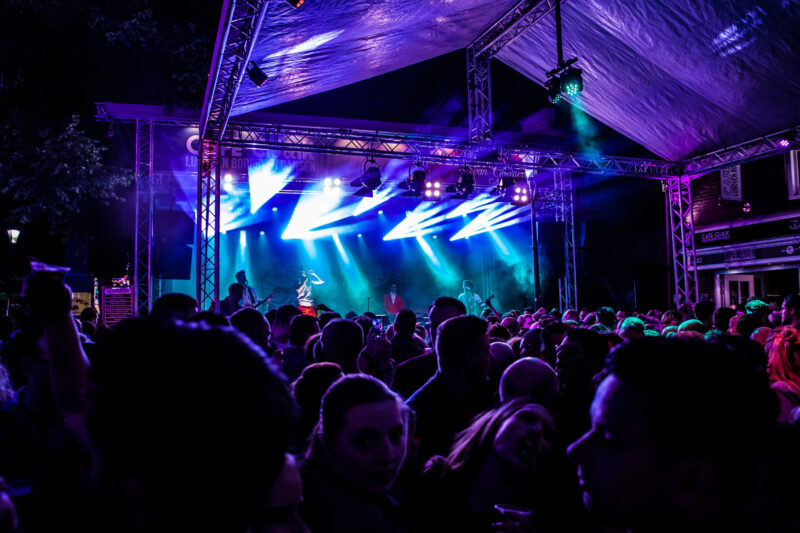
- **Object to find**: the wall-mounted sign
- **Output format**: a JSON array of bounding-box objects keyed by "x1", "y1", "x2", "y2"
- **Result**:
[
  {"x1": 696, "y1": 217, "x2": 800, "y2": 248},
  {"x1": 720, "y1": 165, "x2": 742, "y2": 201}
]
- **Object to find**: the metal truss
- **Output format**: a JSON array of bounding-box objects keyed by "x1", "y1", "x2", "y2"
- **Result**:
[
  {"x1": 666, "y1": 176, "x2": 698, "y2": 306},
  {"x1": 553, "y1": 171, "x2": 577, "y2": 310},
  {"x1": 196, "y1": 139, "x2": 221, "y2": 312},
  {"x1": 466, "y1": 47, "x2": 492, "y2": 144},
  {"x1": 134, "y1": 119, "x2": 154, "y2": 315},
  {"x1": 223, "y1": 122, "x2": 676, "y2": 178},
  {"x1": 466, "y1": 0, "x2": 562, "y2": 146},
  {"x1": 472, "y1": 0, "x2": 563, "y2": 57},
  {"x1": 683, "y1": 124, "x2": 800, "y2": 174},
  {"x1": 200, "y1": 0, "x2": 268, "y2": 140}
]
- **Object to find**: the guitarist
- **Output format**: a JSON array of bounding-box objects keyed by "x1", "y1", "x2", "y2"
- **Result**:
[
  {"x1": 457, "y1": 280, "x2": 486, "y2": 317},
  {"x1": 235, "y1": 270, "x2": 271, "y2": 309}
]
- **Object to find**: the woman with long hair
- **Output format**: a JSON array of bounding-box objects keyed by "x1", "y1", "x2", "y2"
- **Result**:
[
  {"x1": 403, "y1": 398, "x2": 557, "y2": 532},
  {"x1": 768, "y1": 326, "x2": 800, "y2": 422}
]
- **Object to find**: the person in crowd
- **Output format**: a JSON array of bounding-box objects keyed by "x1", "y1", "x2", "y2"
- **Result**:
[
  {"x1": 390, "y1": 309, "x2": 426, "y2": 364},
  {"x1": 618, "y1": 316, "x2": 646, "y2": 340},
  {"x1": 660, "y1": 310, "x2": 683, "y2": 328},
  {"x1": 568, "y1": 338, "x2": 776, "y2": 533},
  {"x1": 488, "y1": 341, "x2": 517, "y2": 394},
  {"x1": 272, "y1": 305, "x2": 302, "y2": 351},
  {"x1": 403, "y1": 399, "x2": 557, "y2": 532},
  {"x1": 736, "y1": 312, "x2": 764, "y2": 339},
  {"x1": 750, "y1": 326, "x2": 772, "y2": 347},
  {"x1": 150, "y1": 292, "x2": 197, "y2": 322},
  {"x1": 406, "y1": 315, "x2": 493, "y2": 463},
  {"x1": 89, "y1": 318, "x2": 298, "y2": 531},
  {"x1": 713, "y1": 307, "x2": 736, "y2": 332},
  {"x1": 230, "y1": 307, "x2": 272, "y2": 355},
  {"x1": 354, "y1": 315, "x2": 374, "y2": 342},
  {"x1": 290, "y1": 362, "x2": 343, "y2": 453},
  {"x1": 499, "y1": 357, "x2": 559, "y2": 410},
  {"x1": 391, "y1": 296, "x2": 466, "y2": 399},
  {"x1": 318, "y1": 311, "x2": 341, "y2": 330},
  {"x1": 540, "y1": 322, "x2": 569, "y2": 368},
  {"x1": 595, "y1": 307, "x2": 617, "y2": 332},
  {"x1": 501, "y1": 316, "x2": 521, "y2": 337},
  {"x1": 383, "y1": 283, "x2": 404, "y2": 321},
  {"x1": 187, "y1": 309, "x2": 230, "y2": 327},
  {"x1": 457, "y1": 280, "x2": 485, "y2": 317},
  {"x1": 555, "y1": 328, "x2": 609, "y2": 442},
  {"x1": 317, "y1": 318, "x2": 364, "y2": 374},
  {"x1": 488, "y1": 323, "x2": 512, "y2": 342},
  {"x1": 693, "y1": 300, "x2": 715, "y2": 331},
  {"x1": 301, "y1": 374, "x2": 408, "y2": 533},
  {"x1": 219, "y1": 283, "x2": 245, "y2": 317},
  {"x1": 78, "y1": 307, "x2": 98, "y2": 328},
  {"x1": 264, "y1": 453, "x2": 311, "y2": 533},
  {"x1": 562, "y1": 309, "x2": 579, "y2": 323},
  {"x1": 782, "y1": 293, "x2": 800, "y2": 327},
  {"x1": 767, "y1": 326, "x2": 800, "y2": 422},
  {"x1": 282, "y1": 314, "x2": 321, "y2": 382},
  {"x1": 519, "y1": 328, "x2": 543, "y2": 359},
  {"x1": 508, "y1": 335, "x2": 523, "y2": 358}
]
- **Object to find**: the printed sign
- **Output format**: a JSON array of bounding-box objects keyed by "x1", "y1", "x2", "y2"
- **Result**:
[{"x1": 720, "y1": 165, "x2": 742, "y2": 201}]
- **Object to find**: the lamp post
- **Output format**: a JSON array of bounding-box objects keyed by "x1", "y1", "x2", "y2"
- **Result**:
[{"x1": 6, "y1": 228, "x2": 19, "y2": 316}]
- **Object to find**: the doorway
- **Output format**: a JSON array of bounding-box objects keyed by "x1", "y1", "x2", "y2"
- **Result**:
[{"x1": 723, "y1": 274, "x2": 755, "y2": 308}]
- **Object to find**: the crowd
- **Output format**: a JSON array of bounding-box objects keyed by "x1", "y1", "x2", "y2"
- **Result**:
[{"x1": 1, "y1": 265, "x2": 800, "y2": 532}]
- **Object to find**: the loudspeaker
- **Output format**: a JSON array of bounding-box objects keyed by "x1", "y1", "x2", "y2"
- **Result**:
[
  {"x1": 154, "y1": 210, "x2": 194, "y2": 245},
  {"x1": 152, "y1": 210, "x2": 194, "y2": 279},
  {"x1": 537, "y1": 221, "x2": 565, "y2": 279}
]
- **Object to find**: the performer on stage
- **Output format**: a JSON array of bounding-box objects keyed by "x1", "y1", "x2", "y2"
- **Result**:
[
  {"x1": 297, "y1": 268, "x2": 325, "y2": 317},
  {"x1": 235, "y1": 270, "x2": 261, "y2": 307},
  {"x1": 457, "y1": 280, "x2": 485, "y2": 316},
  {"x1": 383, "y1": 283, "x2": 404, "y2": 320}
]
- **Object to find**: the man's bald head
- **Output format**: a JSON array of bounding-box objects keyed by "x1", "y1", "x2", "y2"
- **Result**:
[{"x1": 499, "y1": 357, "x2": 559, "y2": 408}]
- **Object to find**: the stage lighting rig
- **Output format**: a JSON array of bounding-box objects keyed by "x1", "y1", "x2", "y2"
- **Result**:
[
  {"x1": 285, "y1": 0, "x2": 305, "y2": 6},
  {"x1": 423, "y1": 178, "x2": 442, "y2": 201},
  {"x1": 351, "y1": 158, "x2": 382, "y2": 197},
  {"x1": 544, "y1": 0, "x2": 583, "y2": 104},
  {"x1": 446, "y1": 167, "x2": 475, "y2": 199},
  {"x1": 399, "y1": 163, "x2": 427, "y2": 197},
  {"x1": 247, "y1": 61, "x2": 268, "y2": 87},
  {"x1": 494, "y1": 175, "x2": 529, "y2": 205},
  {"x1": 323, "y1": 177, "x2": 342, "y2": 196}
]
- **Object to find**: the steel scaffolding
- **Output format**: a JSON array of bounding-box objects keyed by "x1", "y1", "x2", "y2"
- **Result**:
[
  {"x1": 666, "y1": 176, "x2": 698, "y2": 306},
  {"x1": 553, "y1": 171, "x2": 577, "y2": 311},
  {"x1": 684, "y1": 124, "x2": 800, "y2": 174},
  {"x1": 134, "y1": 119, "x2": 153, "y2": 315},
  {"x1": 196, "y1": 139, "x2": 221, "y2": 312},
  {"x1": 196, "y1": 0, "x2": 268, "y2": 311}
]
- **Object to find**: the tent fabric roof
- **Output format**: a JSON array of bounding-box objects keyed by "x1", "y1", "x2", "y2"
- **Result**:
[{"x1": 232, "y1": 0, "x2": 800, "y2": 161}]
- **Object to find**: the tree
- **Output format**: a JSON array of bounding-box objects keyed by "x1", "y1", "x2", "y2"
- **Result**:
[{"x1": 0, "y1": 115, "x2": 133, "y2": 236}]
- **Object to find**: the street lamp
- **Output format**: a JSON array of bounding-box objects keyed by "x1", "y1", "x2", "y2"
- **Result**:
[{"x1": 6, "y1": 228, "x2": 20, "y2": 316}]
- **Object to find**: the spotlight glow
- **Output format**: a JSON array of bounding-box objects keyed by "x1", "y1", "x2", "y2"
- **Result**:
[
  {"x1": 249, "y1": 158, "x2": 293, "y2": 214},
  {"x1": 224, "y1": 174, "x2": 234, "y2": 183},
  {"x1": 446, "y1": 194, "x2": 496, "y2": 219},
  {"x1": 260, "y1": 231, "x2": 265, "y2": 236},
  {"x1": 450, "y1": 204, "x2": 529, "y2": 240},
  {"x1": 383, "y1": 203, "x2": 449, "y2": 240},
  {"x1": 239, "y1": 230, "x2": 247, "y2": 248}
]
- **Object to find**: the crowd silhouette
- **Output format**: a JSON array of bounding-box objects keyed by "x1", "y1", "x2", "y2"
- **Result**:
[{"x1": 1, "y1": 264, "x2": 799, "y2": 532}]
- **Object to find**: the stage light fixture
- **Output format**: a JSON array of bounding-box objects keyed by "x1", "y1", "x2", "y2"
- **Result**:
[
  {"x1": 778, "y1": 138, "x2": 791, "y2": 148},
  {"x1": 399, "y1": 164, "x2": 427, "y2": 197},
  {"x1": 544, "y1": 0, "x2": 583, "y2": 104},
  {"x1": 561, "y1": 66, "x2": 583, "y2": 96},
  {"x1": 494, "y1": 176, "x2": 529, "y2": 205},
  {"x1": 378, "y1": 210, "x2": 384, "y2": 215},
  {"x1": 446, "y1": 167, "x2": 476, "y2": 200},
  {"x1": 545, "y1": 77, "x2": 563, "y2": 105},
  {"x1": 272, "y1": 207, "x2": 278, "y2": 212},
  {"x1": 323, "y1": 177, "x2": 342, "y2": 196},
  {"x1": 351, "y1": 158, "x2": 382, "y2": 197},
  {"x1": 285, "y1": 0, "x2": 305, "y2": 7},
  {"x1": 247, "y1": 61, "x2": 268, "y2": 87}
]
